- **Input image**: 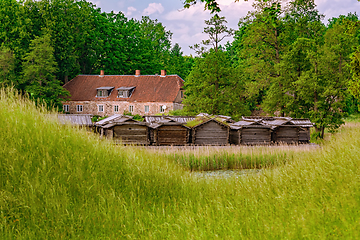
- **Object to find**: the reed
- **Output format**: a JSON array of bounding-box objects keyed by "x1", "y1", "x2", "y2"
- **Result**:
[{"x1": 145, "y1": 145, "x2": 318, "y2": 171}]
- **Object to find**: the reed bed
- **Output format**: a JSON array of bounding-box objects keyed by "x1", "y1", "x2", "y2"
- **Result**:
[
  {"x1": 2, "y1": 87, "x2": 360, "y2": 239},
  {"x1": 144, "y1": 145, "x2": 319, "y2": 171}
]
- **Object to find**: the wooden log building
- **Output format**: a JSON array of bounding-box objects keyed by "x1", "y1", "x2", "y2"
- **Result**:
[
  {"x1": 145, "y1": 115, "x2": 195, "y2": 145},
  {"x1": 259, "y1": 117, "x2": 300, "y2": 144},
  {"x1": 290, "y1": 119, "x2": 313, "y2": 143},
  {"x1": 149, "y1": 118, "x2": 190, "y2": 146},
  {"x1": 230, "y1": 119, "x2": 271, "y2": 145},
  {"x1": 188, "y1": 117, "x2": 230, "y2": 145},
  {"x1": 96, "y1": 115, "x2": 149, "y2": 145}
]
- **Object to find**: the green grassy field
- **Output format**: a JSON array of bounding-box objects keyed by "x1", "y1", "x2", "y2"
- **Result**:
[{"x1": 2, "y1": 88, "x2": 360, "y2": 239}]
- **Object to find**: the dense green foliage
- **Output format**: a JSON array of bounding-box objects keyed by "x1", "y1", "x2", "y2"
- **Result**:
[
  {"x1": 0, "y1": 0, "x2": 192, "y2": 107},
  {"x1": 183, "y1": 50, "x2": 251, "y2": 119},
  {"x1": 185, "y1": 0, "x2": 360, "y2": 136},
  {"x1": 3, "y1": 88, "x2": 360, "y2": 238}
]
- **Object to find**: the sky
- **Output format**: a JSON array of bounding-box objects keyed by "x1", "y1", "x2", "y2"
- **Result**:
[{"x1": 88, "y1": 0, "x2": 360, "y2": 55}]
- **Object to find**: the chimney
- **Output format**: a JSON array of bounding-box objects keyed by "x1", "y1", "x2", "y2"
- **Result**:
[
  {"x1": 161, "y1": 70, "x2": 166, "y2": 77},
  {"x1": 100, "y1": 70, "x2": 104, "y2": 77},
  {"x1": 135, "y1": 70, "x2": 140, "y2": 77}
]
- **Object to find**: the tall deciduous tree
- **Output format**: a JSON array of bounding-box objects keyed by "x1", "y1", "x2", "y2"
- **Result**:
[
  {"x1": 21, "y1": 34, "x2": 69, "y2": 109},
  {"x1": 191, "y1": 14, "x2": 233, "y2": 55},
  {"x1": 234, "y1": 0, "x2": 359, "y2": 137},
  {"x1": 183, "y1": 50, "x2": 250, "y2": 119},
  {"x1": 165, "y1": 43, "x2": 194, "y2": 79}
]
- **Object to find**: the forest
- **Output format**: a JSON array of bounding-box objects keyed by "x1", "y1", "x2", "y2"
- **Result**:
[{"x1": 0, "y1": 0, "x2": 360, "y2": 138}]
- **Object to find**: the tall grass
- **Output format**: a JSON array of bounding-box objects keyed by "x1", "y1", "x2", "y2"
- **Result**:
[
  {"x1": 2, "y1": 87, "x2": 360, "y2": 239},
  {"x1": 146, "y1": 145, "x2": 318, "y2": 171}
]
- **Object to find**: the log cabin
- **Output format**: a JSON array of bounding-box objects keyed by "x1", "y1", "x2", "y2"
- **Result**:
[
  {"x1": 188, "y1": 117, "x2": 230, "y2": 145},
  {"x1": 230, "y1": 119, "x2": 271, "y2": 145}
]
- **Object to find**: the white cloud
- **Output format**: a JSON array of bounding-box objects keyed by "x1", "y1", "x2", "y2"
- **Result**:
[
  {"x1": 315, "y1": 0, "x2": 360, "y2": 22},
  {"x1": 143, "y1": 3, "x2": 164, "y2": 16},
  {"x1": 125, "y1": 6, "x2": 137, "y2": 16},
  {"x1": 164, "y1": 1, "x2": 254, "y2": 55}
]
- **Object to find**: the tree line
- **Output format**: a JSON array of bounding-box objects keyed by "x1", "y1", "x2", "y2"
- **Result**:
[
  {"x1": 1, "y1": 0, "x2": 360, "y2": 138},
  {"x1": 0, "y1": 0, "x2": 193, "y2": 108},
  {"x1": 182, "y1": 0, "x2": 360, "y2": 138}
]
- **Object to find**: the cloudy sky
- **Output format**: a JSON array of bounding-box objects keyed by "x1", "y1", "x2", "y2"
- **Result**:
[{"x1": 89, "y1": 0, "x2": 360, "y2": 55}]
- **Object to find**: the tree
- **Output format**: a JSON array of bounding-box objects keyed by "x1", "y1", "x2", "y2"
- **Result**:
[
  {"x1": 232, "y1": 0, "x2": 358, "y2": 137},
  {"x1": 236, "y1": 0, "x2": 286, "y2": 114},
  {"x1": 183, "y1": 50, "x2": 250, "y2": 119},
  {"x1": 183, "y1": 0, "x2": 240, "y2": 13},
  {"x1": 21, "y1": 34, "x2": 69, "y2": 109},
  {"x1": 137, "y1": 16, "x2": 172, "y2": 74},
  {"x1": 349, "y1": 47, "x2": 360, "y2": 99},
  {"x1": 0, "y1": 46, "x2": 16, "y2": 87},
  {"x1": 165, "y1": 43, "x2": 194, "y2": 79},
  {"x1": 191, "y1": 14, "x2": 233, "y2": 54}
]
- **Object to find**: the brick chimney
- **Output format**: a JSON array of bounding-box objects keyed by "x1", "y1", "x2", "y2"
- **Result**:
[
  {"x1": 135, "y1": 70, "x2": 140, "y2": 77},
  {"x1": 100, "y1": 70, "x2": 104, "y2": 77},
  {"x1": 161, "y1": 70, "x2": 166, "y2": 77}
]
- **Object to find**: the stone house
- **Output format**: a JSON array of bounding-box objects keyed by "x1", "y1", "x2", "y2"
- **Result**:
[{"x1": 62, "y1": 70, "x2": 184, "y2": 116}]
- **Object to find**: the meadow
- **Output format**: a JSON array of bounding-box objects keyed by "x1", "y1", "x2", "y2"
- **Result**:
[{"x1": 1, "y1": 88, "x2": 360, "y2": 239}]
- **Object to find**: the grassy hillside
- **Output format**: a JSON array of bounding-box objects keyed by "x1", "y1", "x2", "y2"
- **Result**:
[{"x1": 1, "y1": 88, "x2": 360, "y2": 239}]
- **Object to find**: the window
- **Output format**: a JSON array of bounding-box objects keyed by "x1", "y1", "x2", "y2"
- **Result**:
[
  {"x1": 118, "y1": 91, "x2": 124, "y2": 98},
  {"x1": 160, "y1": 105, "x2": 165, "y2": 113},
  {"x1": 97, "y1": 90, "x2": 108, "y2": 97},
  {"x1": 98, "y1": 105, "x2": 104, "y2": 112},
  {"x1": 96, "y1": 87, "x2": 114, "y2": 97},
  {"x1": 114, "y1": 105, "x2": 119, "y2": 112},
  {"x1": 144, "y1": 105, "x2": 149, "y2": 113},
  {"x1": 129, "y1": 105, "x2": 134, "y2": 113},
  {"x1": 181, "y1": 91, "x2": 184, "y2": 98},
  {"x1": 76, "y1": 105, "x2": 83, "y2": 112},
  {"x1": 63, "y1": 104, "x2": 69, "y2": 112}
]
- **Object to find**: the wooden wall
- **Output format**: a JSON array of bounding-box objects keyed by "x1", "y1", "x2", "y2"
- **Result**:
[
  {"x1": 193, "y1": 121, "x2": 229, "y2": 145},
  {"x1": 299, "y1": 128, "x2": 310, "y2": 143},
  {"x1": 241, "y1": 128, "x2": 271, "y2": 145},
  {"x1": 113, "y1": 124, "x2": 148, "y2": 145},
  {"x1": 273, "y1": 126, "x2": 299, "y2": 144},
  {"x1": 155, "y1": 125, "x2": 189, "y2": 146},
  {"x1": 230, "y1": 129, "x2": 241, "y2": 145}
]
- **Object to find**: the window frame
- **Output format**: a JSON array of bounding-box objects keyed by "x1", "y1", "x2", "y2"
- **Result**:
[
  {"x1": 76, "y1": 105, "x2": 83, "y2": 112},
  {"x1": 63, "y1": 104, "x2": 69, "y2": 112},
  {"x1": 129, "y1": 105, "x2": 134, "y2": 113},
  {"x1": 98, "y1": 105, "x2": 104, "y2": 112},
  {"x1": 114, "y1": 105, "x2": 119, "y2": 112},
  {"x1": 160, "y1": 105, "x2": 165, "y2": 113},
  {"x1": 144, "y1": 105, "x2": 149, "y2": 113}
]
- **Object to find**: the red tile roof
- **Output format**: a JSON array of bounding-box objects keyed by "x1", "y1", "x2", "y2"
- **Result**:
[{"x1": 63, "y1": 74, "x2": 184, "y2": 102}]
